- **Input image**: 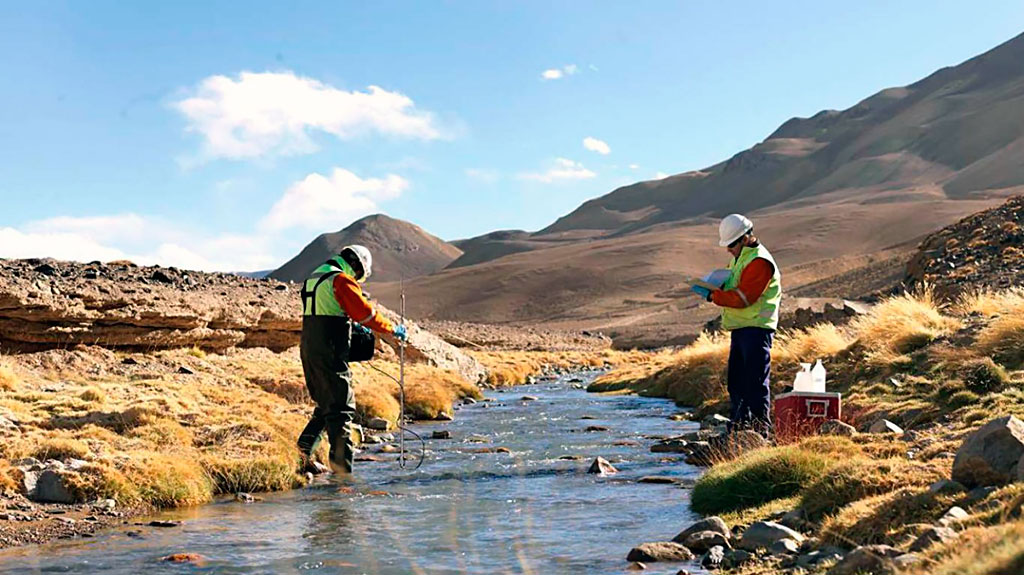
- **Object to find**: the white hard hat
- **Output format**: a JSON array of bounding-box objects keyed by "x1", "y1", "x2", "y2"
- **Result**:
[
  {"x1": 719, "y1": 214, "x2": 754, "y2": 247},
  {"x1": 341, "y1": 244, "x2": 373, "y2": 282}
]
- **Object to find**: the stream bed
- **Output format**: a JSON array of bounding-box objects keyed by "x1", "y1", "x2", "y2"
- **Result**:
[{"x1": 1, "y1": 370, "x2": 707, "y2": 575}]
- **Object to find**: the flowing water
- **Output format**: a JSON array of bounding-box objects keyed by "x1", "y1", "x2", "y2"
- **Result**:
[{"x1": 1, "y1": 371, "x2": 709, "y2": 575}]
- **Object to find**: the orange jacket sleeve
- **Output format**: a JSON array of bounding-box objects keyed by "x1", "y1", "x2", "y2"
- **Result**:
[
  {"x1": 711, "y1": 258, "x2": 774, "y2": 309},
  {"x1": 332, "y1": 274, "x2": 394, "y2": 334}
]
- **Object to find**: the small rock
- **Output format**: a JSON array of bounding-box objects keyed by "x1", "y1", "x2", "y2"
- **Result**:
[
  {"x1": 938, "y1": 506, "x2": 969, "y2": 527},
  {"x1": 798, "y1": 549, "x2": 844, "y2": 568},
  {"x1": 827, "y1": 545, "x2": 900, "y2": 575},
  {"x1": 378, "y1": 445, "x2": 399, "y2": 453},
  {"x1": 819, "y1": 419, "x2": 857, "y2": 437},
  {"x1": 682, "y1": 531, "x2": 731, "y2": 554},
  {"x1": 627, "y1": 562, "x2": 647, "y2": 571},
  {"x1": 952, "y1": 415, "x2": 1024, "y2": 487},
  {"x1": 770, "y1": 538, "x2": 800, "y2": 556},
  {"x1": 520, "y1": 395, "x2": 539, "y2": 401},
  {"x1": 365, "y1": 417, "x2": 389, "y2": 431},
  {"x1": 466, "y1": 434, "x2": 490, "y2": 443},
  {"x1": 234, "y1": 492, "x2": 258, "y2": 503},
  {"x1": 33, "y1": 470, "x2": 74, "y2": 504},
  {"x1": 626, "y1": 541, "x2": 694, "y2": 562},
  {"x1": 176, "y1": 366, "x2": 194, "y2": 375},
  {"x1": 701, "y1": 414, "x2": 731, "y2": 430},
  {"x1": 638, "y1": 476, "x2": 679, "y2": 485},
  {"x1": 738, "y1": 521, "x2": 804, "y2": 551},
  {"x1": 780, "y1": 508, "x2": 807, "y2": 530},
  {"x1": 18, "y1": 469, "x2": 40, "y2": 497},
  {"x1": 431, "y1": 430, "x2": 452, "y2": 440},
  {"x1": 928, "y1": 479, "x2": 966, "y2": 495},
  {"x1": 893, "y1": 553, "x2": 923, "y2": 569},
  {"x1": 722, "y1": 549, "x2": 754, "y2": 569},
  {"x1": 584, "y1": 425, "x2": 610, "y2": 432},
  {"x1": 673, "y1": 516, "x2": 731, "y2": 542},
  {"x1": 462, "y1": 397, "x2": 477, "y2": 405},
  {"x1": 435, "y1": 412, "x2": 454, "y2": 421},
  {"x1": 161, "y1": 553, "x2": 205, "y2": 565},
  {"x1": 121, "y1": 357, "x2": 138, "y2": 365},
  {"x1": 495, "y1": 447, "x2": 511, "y2": 454},
  {"x1": 94, "y1": 499, "x2": 116, "y2": 511},
  {"x1": 909, "y1": 526, "x2": 958, "y2": 552},
  {"x1": 701, "y1": 545, "x2": 725, "y2": 569},
  {"x1": 587, "y1": 457, "x2": 618, "y2": 475},
  {"x1": 150, "y1": 270, "x2": 174, "y2": 283},
  {"x1": 966, "y1": 485, "x2": 999, "y2": 504},
  {"x1": 651, "y1": 439, "x2": 690, "y2": 453},
  {"x1": 868, "y1": 419, "x2": 904, "y2": 434},
  {"x1": 149, "y1": 520, "x2": 181, "y2": 528}
]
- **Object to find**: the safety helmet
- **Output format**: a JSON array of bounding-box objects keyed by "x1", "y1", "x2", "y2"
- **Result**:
[
  {"x1": 719, "y1": 214, "x2": 754, "y2": 247},
  {"x1": 339, "y1": 244, "x2": 373, "y2": 282}
]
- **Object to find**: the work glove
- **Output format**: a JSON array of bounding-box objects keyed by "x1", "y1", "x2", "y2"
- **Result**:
[
  {"x1": 691, "y1": 285, "x2": 713, "y2": 301},
  {"x1": 353, "y1": 324, "x2": 372, "y2": 335},
  {"x1": 393, "y1": 324, "x2": 408, "y2": 342}
]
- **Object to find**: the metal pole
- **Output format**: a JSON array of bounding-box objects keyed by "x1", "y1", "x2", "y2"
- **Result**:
[{"x1": 398, "y1": 277, "x2": 406, "y2": 468}]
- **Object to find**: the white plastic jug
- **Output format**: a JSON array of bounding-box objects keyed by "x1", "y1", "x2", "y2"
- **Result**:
[
  {"x1": 811, "y1": 360, "x2": 827, "y2": 392},
  {"x1": 793, "y1": 363, "x2": 815, "y2": 392}
]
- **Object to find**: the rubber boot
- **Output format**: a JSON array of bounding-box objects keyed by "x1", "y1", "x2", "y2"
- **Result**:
[{"x1": 325, "y1": 418, "x2": 354, "y2": 475}]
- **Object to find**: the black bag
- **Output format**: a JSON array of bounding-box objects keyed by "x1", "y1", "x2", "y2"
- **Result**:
[{"x1": 348, "y1": 326, "x2": 376, "y2": 362}]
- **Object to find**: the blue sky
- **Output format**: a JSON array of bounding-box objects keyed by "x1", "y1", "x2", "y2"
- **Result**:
[{"x1": 1, "y1": 1, "x2": 1022, "y2": 271}]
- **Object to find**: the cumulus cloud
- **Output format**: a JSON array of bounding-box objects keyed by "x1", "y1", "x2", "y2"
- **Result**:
[
  {"x1": 0, "y1": 216, "x2": 278, "y2": 272},
  {"x1": 583, "y1": 137, "x2": 611, "y2": 155},
  {"x1": 541, "y1": 64, "x2": 579, "y2": 81},
  {"x1": 518, "y1": 158, "x2": 596, "y2": 183},
  {"x1": 174, "y1": 71, "x2": 441, "y2": 159},
  {"x1": 261, "y1": 168, "x2": 408, "y2": 232},
  {"x1": 653, "y1": 171, "x2": 670, "y2": 180},
  {"x1": 629, "y1": 164, "x2": 640, "y2": 170},
  {"x1": 464, "y1": 168, "x2": 500, "y2": 184}
]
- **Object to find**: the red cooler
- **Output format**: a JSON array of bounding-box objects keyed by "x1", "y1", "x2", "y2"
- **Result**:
[{"x1": 774, "y1": 391, "x2": 842, "y2": 441}]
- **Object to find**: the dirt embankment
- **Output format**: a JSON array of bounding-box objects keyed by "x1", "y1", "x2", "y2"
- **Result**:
[{"x1": 0, "y1": 258, "x2": 483, "y2": 383}]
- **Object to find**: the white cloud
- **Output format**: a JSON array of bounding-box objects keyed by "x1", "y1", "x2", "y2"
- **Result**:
[
  {"x1": 174, "y1": 71, "x2": 441, "y2": 159},
  {"x1": 261, "y1": 168, "x2": 408, "y2": 232},
  {"x1": 653, "y1": 171, "x2": 670, "y2": 180},
  {"x1": 464, "y1": 168, "x2": 500, "y2": 184},
  {"x1": 540, "y1": 64, "x2": 579, "y2": 81},
  {"x1": 583, "y1": 137, "x2": 611, "y2": 155},
  {"x1": 518, "y1": 158, "x2": 596, "y2": 183},
  {"x1": 629, "y1": 164, "x2": 640, "y2": 170}
]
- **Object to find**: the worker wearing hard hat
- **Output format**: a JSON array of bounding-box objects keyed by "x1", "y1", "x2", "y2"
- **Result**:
[
  {"x1": 296, "y1": 244, "x2": 408, "y2": 474},
  {"x1": 693, "y1": 214, "x2": 782, "y2": 436}
]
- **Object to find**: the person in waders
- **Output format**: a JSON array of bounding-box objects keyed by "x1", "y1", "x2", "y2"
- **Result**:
[
  {"x1": 692, "y1": 214, "x2": 782, "y2": 438},
  {"x1": 297, "y1": 245, "x2": 408, "y2": 474}
]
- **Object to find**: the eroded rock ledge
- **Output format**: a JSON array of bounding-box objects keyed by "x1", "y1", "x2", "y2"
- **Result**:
[{"x1": 0, "y1": 258, "x2": 483, "y2": 383}]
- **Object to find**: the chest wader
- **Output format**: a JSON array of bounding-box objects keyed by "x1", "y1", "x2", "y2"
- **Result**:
[{"x1": 297, "y1": 263, "x2": 356, "y2": 474}]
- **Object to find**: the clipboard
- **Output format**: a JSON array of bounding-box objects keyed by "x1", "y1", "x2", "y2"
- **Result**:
[{"x1": 686, "y1": 268, "x2": 731, "y2": 292}]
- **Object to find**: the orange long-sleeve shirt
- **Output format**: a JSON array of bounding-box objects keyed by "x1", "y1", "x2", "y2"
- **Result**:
[
  {"x1": 331, "y1": 274, "x2": 394, "y2": 334},
  {"x1": 711, "y1": 258, "x2": 774, "y2": 309}
]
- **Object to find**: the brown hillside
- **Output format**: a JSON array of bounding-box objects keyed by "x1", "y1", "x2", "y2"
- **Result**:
[
  {"x1": 374, "y1": 33, "x2": 1024, "y2": 346},
  {"x1": 270, "y1": 214, "x2": 462, "y2": 284}
]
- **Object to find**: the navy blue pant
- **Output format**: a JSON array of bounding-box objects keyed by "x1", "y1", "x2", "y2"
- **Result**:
[{"x1": 727, "y1": 327, "x2": 774, "y2": 434}]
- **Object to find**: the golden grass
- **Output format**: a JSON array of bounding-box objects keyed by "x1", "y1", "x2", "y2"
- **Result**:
[
  {"x1": 850, "y1": 289, "x2": 960, "y2": 366},
  {"x1": 0, "y1": 345, "x2": 491, "y2": 509},
  {"x1": 0, "y1": 358, "x2": 19, "y2": 392},
  {"x1": 955, "y1": 286, "x2": 1024, "y2": 317},
  {"x1": 915, "y1": 521, "x2": 1024, "y2": 575},
  {"x1": 775, "y1": 323, "x2": 853, "y2": 366},
  {"x1": 799, "y1": 457, "x2": 947, "y2": 520},
  {"x1": 821, "y1": 486, "x2": 956, "y2": 547},
  {"x1": 976, "y1": 314, "x2": 1024, "y2": 369}
]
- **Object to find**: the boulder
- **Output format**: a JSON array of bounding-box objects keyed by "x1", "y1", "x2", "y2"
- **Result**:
[
  {"x1": 626, "y1": 542, "x2": 694, "y2": 562},
  {"x1": 681, "y1": 531, "x2": 731, "y2": 554},
  {"x1": 587, "y1": 457, "x2": 618, "y2": 475},
  {"x1": 17, "y1": 468, "x2": 40, "y2": 497},
  {"x1": 868, "y1": 419, "x2": 904, "y2": 434},
  {"x1": 701, "y1": 546, "x2": 725, "y2": 569},
  {"x1": 797, "y1": 549, "x2": 844, "y2": 568},
  {"x1": 738, "y1": 521, "x2": 804, "y2": 551},
  {"x1": 893, "y1": 553, "x2": 923, "y2": 570},
  {"x1": 430, "y1": 430, "x2": 452, "y2": 440},
  {"x1": 520, "y1": 395, "x2": 539, "y2": 401},
  {"x1": 927, "y1": 479, "x2": 966, "y2": 495},
  {"x1": 780, "y1": 508, "x2": 808, "y2": 531},
  {"x1": 33, "y1": 469, "x2": 75, "y2": 504},
  {"x1": 938, "y1": 506, "x2": 969, "y2": 527},
  {"x1": 819, "y1": 419, "x2": 857, "y2": 437},
  {"x1": 952, "y1": 416, "x2": 1024, "y2": 488},
  {"x1": 909, "y1": 526, "x2": 958, "y2": 552},
  {"x1": 673, "y1": 516, "x2": 731, "y2": 542},
  {"x1": 827, "y1": 545, "x2": 900, "y2": 575}
]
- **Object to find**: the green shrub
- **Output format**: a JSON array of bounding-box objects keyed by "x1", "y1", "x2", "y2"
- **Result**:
[
  {"x1": 962, "y1": 358, "x2": 1010, "y2": 394},
  {"x1": 691, "y1": 445, "x2": 831, "y2": 515}
]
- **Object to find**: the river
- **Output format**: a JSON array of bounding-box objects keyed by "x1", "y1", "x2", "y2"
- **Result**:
[{"x1": 0, "y1": 370, "x2": 707, "y2": 574}]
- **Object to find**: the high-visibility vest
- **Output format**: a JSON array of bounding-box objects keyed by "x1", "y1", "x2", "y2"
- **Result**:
[
  {"x1": 721, "y1": 244, "x2": 782, "y2": 331},
  {"x1": 300, "y1": 257, "x2": 354, "y2": 318}
]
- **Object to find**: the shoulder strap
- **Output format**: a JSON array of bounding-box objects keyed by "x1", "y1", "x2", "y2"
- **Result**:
[{"x1": 301, "y1": 271, "x2": 341, "y2": 316}]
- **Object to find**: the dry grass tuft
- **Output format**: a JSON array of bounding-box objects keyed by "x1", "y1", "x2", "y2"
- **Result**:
[
  {"x1": 976, "y1": 315, "x2": 1024, "y2": 370},
  {"x1": 800, "y1": 457, "x2": 947, "y2": 520},
  {"x1": 776, "y1": 323, "x2": 853, "y2": 365},
  {"x1": 79, "y1": 386, "x2": 107, "y2": 404},
  {"x1": 821, "y1": 486, "x2": 955, "y2": 547},
  {"x1": 0, "y1": 358, "x2": 19, "y2": 392},
  {"x1": 850, "y1": 289, "x2": 959, "y2": 366},
  {"x1": 916, "y1": 521, "x2": 1024, "y2": 575},
  {"x1": 32, "y1": 436, "x2": 92, "y2": 461}
]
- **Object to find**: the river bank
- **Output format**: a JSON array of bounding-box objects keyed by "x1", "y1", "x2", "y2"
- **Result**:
[
  {"x1": 1, "y1": 370, "x2": 705, "y2": 574},
  {"x1": 593, "y1": 287, "x2": 1024, "y2": 574}
]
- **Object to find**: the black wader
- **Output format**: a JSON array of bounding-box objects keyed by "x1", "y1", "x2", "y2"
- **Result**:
[{"x1": 298, "y1": 310, "x2": 356, "y2": 473}]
